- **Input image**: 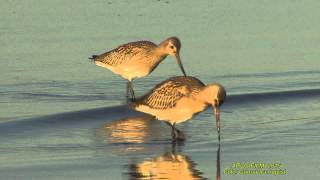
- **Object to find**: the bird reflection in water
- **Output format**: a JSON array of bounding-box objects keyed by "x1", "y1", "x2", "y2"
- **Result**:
[
  {"x1": 216, "y1": 143, "x2": 221, "y2": 180},
  {"x1": 95, "y1": 114, "x2": 158, "y2": 153},
  {"x1": 101, "y1": 115, "x2": 153, "y2": 143},
  {"x1": 96, "y1": 115, "x2": 221, "y2": 180},
  {"x1": 126, "y1": 150, "x2": 207, "y2": 180},
  {"x1": 126, "y1": 144, "x2": 221, "y2": 180}
]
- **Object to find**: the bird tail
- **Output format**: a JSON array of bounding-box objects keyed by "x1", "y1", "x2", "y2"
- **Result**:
[
  {"x1": 89, "y1": 55, "x2": 99, "y2": 63},
  {"x1": 89, "y1": 55, "x2": 99, "y2": 59}
]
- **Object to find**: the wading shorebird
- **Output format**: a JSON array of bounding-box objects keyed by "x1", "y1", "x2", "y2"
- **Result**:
[
  {"x1": 89, "y1": 37, "x2": 187, "y2": 100},
  {"x1": 131, "y1": 76, "x2": 226, "y2": 142}
]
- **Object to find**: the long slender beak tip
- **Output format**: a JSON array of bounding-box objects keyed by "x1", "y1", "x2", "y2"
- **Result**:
[
  {"x1": 175, "y1": 54, "x2": 187, "y2": 77},
  {"x1": 214, "y1": 106, "x2": 221, "y2": 141}
]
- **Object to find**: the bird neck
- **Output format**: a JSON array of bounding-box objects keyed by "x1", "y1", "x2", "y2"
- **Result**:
[
  {"x1": 145, "y1": 48, "x2": 168, "y2": 73},
  {"x1": 158, "y1": 40, "x2": 169, "y2": 48},
  {"x1": 153, "y1": 47, "x2": 168, "y2": 63},
  {"x1": 155, "y1": 44, "x2": 168, "y2": 55},
  {"x1": 198, "y1": 84, "x2": 226, "y2": 106},
  {"x1": 197, "y1": 86, "x2": 217, "y2": 105}
]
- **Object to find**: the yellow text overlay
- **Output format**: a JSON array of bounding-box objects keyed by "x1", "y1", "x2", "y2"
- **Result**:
[{"x1": 224, "y1": 162, "x2": 288, "y2": 176}]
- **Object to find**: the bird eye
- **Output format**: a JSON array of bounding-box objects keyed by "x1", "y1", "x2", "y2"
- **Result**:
[{"x1": 169, "y1": 45, "x2": 174, "y2": 49}]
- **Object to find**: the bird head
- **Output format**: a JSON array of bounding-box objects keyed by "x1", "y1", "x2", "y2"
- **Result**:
[
  {"x1": 160, "y1": 37, "x2": 186, "y2": 77},
  {"x1": 163, "y1": 37, "x2": 181, "y2": 56},
  {"x1": 202, "y1": 84, "x2": 226, "y2": 141}
]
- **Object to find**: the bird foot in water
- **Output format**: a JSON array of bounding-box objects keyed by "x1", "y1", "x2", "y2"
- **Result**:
[
  {"x1": 172, "y1": 132, "x2": 185, "y2": 142},
  {"x1": 125, "y1": 96, "x2": 135, "y2": 103},
  {"x1": 176, "y1": 132, "x2": 185, "y2": 141}
]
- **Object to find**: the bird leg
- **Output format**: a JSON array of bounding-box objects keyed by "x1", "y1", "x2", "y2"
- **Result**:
[
  {"x1": 126, "y1": 81, "x2": 136, "y2": 101},
  {"x1": 165, "y1": 122, "x2": 185, "y2": 141},
  {"x1": 128, "y1": 81, "x2": 135, "y2": 101},
  {"x1": 126, "y1": 81, "x2": 130, "y2": 100},
  {"x1": 171, "y1": 123, "x2": 177, "y2": 140},
  {"x1": 165, "y1": 122, "x2": 177, "y2": 140},
  {"x1": 175, "y1": 127, "x2": 185, "y2": 141}
]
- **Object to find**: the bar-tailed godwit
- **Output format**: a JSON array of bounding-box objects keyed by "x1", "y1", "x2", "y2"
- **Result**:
[
  {"x1": 131, "y1": 76, "x2": 226, "y2": 141},
  {"x1": 89, "y1": 37, "x2": 186, "y2": 100}
]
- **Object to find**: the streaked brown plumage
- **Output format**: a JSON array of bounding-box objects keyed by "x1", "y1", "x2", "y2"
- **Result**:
[
  {"x1": 136, "y1": 76, "x2": 205, "y2": 110},
  {"x1": 89, "y1": 37, "x2": 186, "y2": 100},
  {"x1": 131, "y1": 76, "x2": 226, "y2": 141}
]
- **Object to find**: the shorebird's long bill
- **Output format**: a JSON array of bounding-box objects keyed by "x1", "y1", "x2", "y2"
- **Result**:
[
  {"x1": 213, "y1": 105, "x2": 221, "y2": 141},
  {"x1": 175, "y1": 54, "x2": 187, "y2": 77}
]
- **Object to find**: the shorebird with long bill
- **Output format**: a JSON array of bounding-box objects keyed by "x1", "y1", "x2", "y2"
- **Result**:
[
  {"x1": 89, "y1": 37, "x2": 187, "y2": 100},
  {"x1": 131, "y1": 76, "x2": 226, "y2": 141}
]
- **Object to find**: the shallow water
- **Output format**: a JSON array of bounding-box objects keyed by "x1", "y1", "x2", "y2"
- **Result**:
[
  {"x1": 1, "y1": 0, "x2": 320, "y2": 179},
  {"x1": 0, "y1": 92, "x2": 320, "y2": 179}
]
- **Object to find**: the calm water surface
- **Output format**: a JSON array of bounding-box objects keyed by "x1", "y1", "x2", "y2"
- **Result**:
[{"x1": 1, "y1": 0, "x2": 320, "y2": 179}]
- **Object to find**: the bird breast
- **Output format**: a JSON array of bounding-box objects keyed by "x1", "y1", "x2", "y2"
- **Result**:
[
  {"x1": 136, "y1": 97, "x2": 208, "y2": 124},
  {"x1": 107, "y1": 52, "x2": 164, "y2": 81}
]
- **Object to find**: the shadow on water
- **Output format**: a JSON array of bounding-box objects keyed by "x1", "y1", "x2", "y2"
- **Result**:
[
  {"x1": 95, "y1": 114, "x2": 222, "y2": 180},
  {"x1": 226, "y1": 88, "x2": 320, "y2": 108},
  {"x1": 1, "y1": 88, "x2": 320, "y2": 141},
  {"x1": 0, "y1": 105, "x2": 140, "y2": 138},
  {"x1": 1, "y1": 87, "x2": 319, "y2": 124}
]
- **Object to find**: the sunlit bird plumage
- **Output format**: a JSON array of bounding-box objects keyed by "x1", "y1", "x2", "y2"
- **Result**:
[
  {"x1": 131, "y1": 76, "x2": 226, "y2": 141},
  {"x1": 129, "y1": 152, "x2": 206, "y2": 180},
  {"x1": 89, "y1": 37, "x2": 187, "y2": 100}
]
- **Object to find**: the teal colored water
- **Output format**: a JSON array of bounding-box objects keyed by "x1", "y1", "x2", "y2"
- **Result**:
[{"x1": 1, "y1": 0, "x2": 320, "y2": 179}]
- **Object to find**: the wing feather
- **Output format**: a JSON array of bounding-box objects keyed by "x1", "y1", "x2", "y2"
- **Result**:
[
  {"x1": 93, "y1": 41, "x2": 156, "y2": 66},
  {"x1": 135, "y1": 76, "x2": 205, "y2": 110}
]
